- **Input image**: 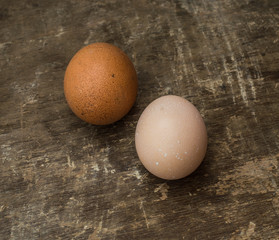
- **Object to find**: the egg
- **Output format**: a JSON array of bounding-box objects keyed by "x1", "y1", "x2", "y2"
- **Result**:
[
  {"x1": 64, "y1": 42, "x2": 138, "y2": 125},
  {"x1": 135, "y1": 95, "x2": 207, "y2": 180}
]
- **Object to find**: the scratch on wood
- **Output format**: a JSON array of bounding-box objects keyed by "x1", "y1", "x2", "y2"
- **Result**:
[
  {"x1": 20, "y1": 104, "x2": 23, "y2": 129},
  {"x1": 84, "y1": 30, "x2": 94, "y2": 45},
  {"x1": 248, "y1": 75, "x2": 257, "y2": 100},
  {"x1": 127, "y1": 169, "x2": 141, "y2": 180},
  {"x1": 67, "y1": 155, "x2": 76, "y2": 169},
  {"x1": 55, "y1": 26, "x2": 65, "y2": 37},
  {"x1": 212, "y1": 154, "x2": 279, "y2": 196},
  {"x1": 1, "y1": 144, "x2": 12, "y2": 163},
  {"x1": 170, "y1": 1, "x2": 193, "y2": 95},
  {"x1": 0, "y1": 205, "x2": 5, "y2": 212},
  {"x1": 88, "y1": 217, "x2": 103, "y2": 240},
  {"x1": 154, "y1": 183, "x2": 169, "y2": 201},
  {"x1": 222, "y1": 56, "x2": 236, "y2": 103},
  {"x1": 251, "y1": 111, "x2": 258, "y2": 123},
  {"x1": 224, "y1": 33, "x2": 249, "y2": 105},
  {"x1": 83, "y1": 144, "x2": 94, "y2": 150},
  {"x1": 217, "y1": 4, "x2": 261, "y2": 106},
  {"x1": 139, "y1": 200, "x2": 149, "y2": 229},
  {"x1": 241, "y1": 222, "x2": 256, "y2": 238},
  {"x1": 170, "y1": 31, "x2": 185, "y2": 93},
  {"x1": 99, "y1": 146, "x2": 116, "y2": 174},
  {"x1": 0, "y1": 41, "x2": 12, "y2": 50}
]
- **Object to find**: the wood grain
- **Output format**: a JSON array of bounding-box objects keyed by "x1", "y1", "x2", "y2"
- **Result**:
[{"x1": 1, "y1": 0, "x2": 279, "y2": 239}]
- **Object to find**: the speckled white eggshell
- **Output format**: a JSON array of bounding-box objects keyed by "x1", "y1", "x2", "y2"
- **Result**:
[{"x1": 135, "y1": 95, "x2": 207, "y2": 180}]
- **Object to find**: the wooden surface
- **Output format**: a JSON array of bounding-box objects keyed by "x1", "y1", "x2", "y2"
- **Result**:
[{"x1": 1, "y1": 0, "x2": 279, "y2": 239}]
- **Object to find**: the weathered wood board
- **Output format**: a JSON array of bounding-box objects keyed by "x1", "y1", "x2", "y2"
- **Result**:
[{"x1": 1, "y1": 0, "x2": 279, "y2": 239}]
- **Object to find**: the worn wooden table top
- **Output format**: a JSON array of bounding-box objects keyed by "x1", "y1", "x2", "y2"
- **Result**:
[{"x1": 1, "y1": 0, "x2": 279, "y2": 239}]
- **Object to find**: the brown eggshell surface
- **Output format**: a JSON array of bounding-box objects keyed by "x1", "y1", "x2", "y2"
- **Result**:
[
  {"x1": 135, "y1": 95, "x2": 207, "y2": 180},
  {"x1": 64, "y1": 42, "x2": 138, "y2": 125}
]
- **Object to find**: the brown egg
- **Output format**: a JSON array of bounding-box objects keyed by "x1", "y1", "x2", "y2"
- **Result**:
[
  {"x1": 64, "y1": 43, "x2": 138, "y2": 125},
  {"x1": 135, "y1": 95, "x2": 207, "y2": 180}
]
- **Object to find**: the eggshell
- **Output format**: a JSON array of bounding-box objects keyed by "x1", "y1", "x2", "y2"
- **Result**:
[
  {"x1": 64, "y1": 42, "x2": 138, "y2": 125},
  {"x1": 135, "y1": 95, "x2": 207, "y2": 180}
]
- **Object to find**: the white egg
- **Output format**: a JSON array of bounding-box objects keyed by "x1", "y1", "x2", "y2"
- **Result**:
[{"x1": 135, "y1": 95, "x2": 207, "y2": 180}]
